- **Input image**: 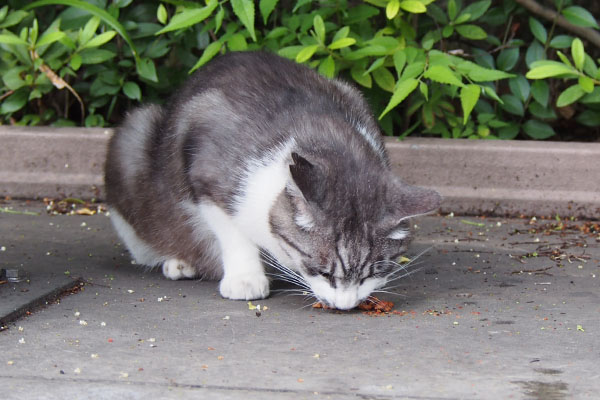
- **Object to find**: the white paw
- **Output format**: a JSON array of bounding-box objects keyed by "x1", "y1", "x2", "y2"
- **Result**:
[
  {"x1": 162, "y1": 259, "x2": 196, "y2": 280},
  {"x1": 219, "y1": 273, "x2": 270, "y2": 300}
]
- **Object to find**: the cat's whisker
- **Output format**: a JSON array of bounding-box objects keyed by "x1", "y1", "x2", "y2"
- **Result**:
[
  {"x1": 371, "y1": 289, "x2": 407, "y2": 298},
  {"x1": 381, "y1": 267, "x2": 425, "y2": 290}
]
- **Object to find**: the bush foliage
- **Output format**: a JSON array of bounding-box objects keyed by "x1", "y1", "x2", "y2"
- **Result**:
[{"x1": 1, "y1": 0, "x2": 599, "y2": 141}]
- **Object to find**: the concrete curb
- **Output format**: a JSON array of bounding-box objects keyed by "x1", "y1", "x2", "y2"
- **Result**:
[{"x1": 1, "y1": 126, "x2": 599, "y2": 218}]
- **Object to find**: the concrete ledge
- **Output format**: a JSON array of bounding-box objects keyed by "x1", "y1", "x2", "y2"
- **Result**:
[{"x1": 1, "y1": 126, "x2": 599, "y2": 217}]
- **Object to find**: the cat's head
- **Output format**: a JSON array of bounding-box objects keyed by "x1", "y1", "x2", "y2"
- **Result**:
[{"x1": 268, "y1": 152, "x2": 441, "y2": 310}]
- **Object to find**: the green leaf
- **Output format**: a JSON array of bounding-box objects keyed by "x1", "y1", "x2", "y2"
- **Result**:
[
  {"x1": 350, "y1": 63, "x2": 372, "y2": 88},
  {"x1": 0, "y1": 10, "x2": 28, "y2": 29},
  {"x1": 419, "y1": 81, "x2": 428, "y2": 100},
  {"x1": 190, "y1": 41, "x2": 222, "y2": 72},
  {"x1": 1, "y1": 88, "x2": 28, "y2": 113},
  {"x1": 259, "y1": 0, "x2": 279, "y2": 24},
  {"x1": 399, "y1": 1, "x2": 426, "y2": 13},
  {"x1": 296, "y1": 44, "x2": 319, "y2": 63},
  {"x1": 496, "y1": 47, "x2": 519, "y2": 71},
  {"x1": 529, "y1": 17, "x2": 547, "y2": 44},
  {"x1": 313, "y1": 14, "x2": 325, "y2": 42},
  {"x1": 402, "y1": 61, "x2": 425, "y2": 80},
  {"x1": 457, "y1": 0, "x2": 491, "y2": 21},
  {"x1": 318, "y1": 55, "x2": 335, "y2": 78},
  {"x1": 231, "y1": 0, "x2": 256, "y2": 42},
  {"x1": 583, "y1": 54, "x2": 598, "y2": 78},
  {"x1": 526, "y1": 62, "x2": 577, "y2": 79},
  {"x1": 576, "y1": 110, "x2": 600, "y2": 127},
  {"x1": 562, "y1": 6, "x2": 599, "y2": 29},
  {"x1": 522, "y1": 119, "x2": 555, "y2": 139},
  {"x1": 447, "y1": 0, "x2": 457, "y2": 20},
  {"x1": 456, "y1": 61, "x2": 513, "y2": 81},
  {"x1": 215, "y1": 6, "x2": 224, "y2": 32},
  {"x1": 528, "y1": 101, "x2": 556, "y2": 120},
  {"x1": 155, "y1": 0, "x2": 218, "y2": 34},
  {"x1": 500, "y1": 94, "x2": 524, "y2": 116},
  {"x1": 549, "y1": 35, "x2": 573, "y2": 49},
  {"x1": 556, "y1": 84, "x2": 586, "y2": 107},
  {"x1": 81, "y1": 30, "x2": 116, "y2": 48},
  {"x1": 455, "y1": 24, "x2": 487, "y2": 40},
  {"x1": 136, "y1": 57, "x2": 158, "y2": 81},
  {"x1": 123, "y1": 81, "x2": 141, "y2": 100},
  {"x1": 79, "y1": 48, "x2": 116, "y2": 64},
  {"x1": 578, "y1": 75, "x2": 594, "y2": 93},
  {"x1": 386, "y1": 0, "x2": 400, "y2": 19},
  {"x1": 379, "y1": 78, "x2": 418, "y2": 118},
  {"x1": 157, "y1": 4, "x2": 167, "y2": 25},
  {"x1": 508, "y1": 75, "x2": 530, "y2": 103},
  {"x1": 69, "y1": 53, "x2": 82, "y2": 70},
  {"x1": 498, "y1": 123, "x2": 520, "y2": 140},
  {"x1": 332, "y1": 26, "x2": 350, "y2": 42},
  {"x1": 36, "y1": 31, "x2": 66, "y2": 48},
  {"x1": 227, "y1": 33, "x2": 248, "y2": 51},
  {"x1": 372, "y1": 67, "x2": 396, "y2": 92},
  {"x1": 278, "y1": 46, "x2": 303, "y2": 59},
  {"x1": 530, "y1": 80, "x2": 549, "y2": 107},
  {"x1": 2, "y1": 67, "x2": 27, "y2": 90},
  {"x1": 424, "y1": 65, "x2": 464, "y2": 87},
  {"x1": 0, "y1": 33, "x2": 28, "y2": 46},
  {"x1": 25, "y1": 0, "x2": 138, "y2": 59},
  {"x1": 525, "y1": 41, "x2": 545, "y2": 67},
  {"x1": 328, "y1": 37, "x2": 356, "y2": 50},
  {"x1": 365, "y1": 57, "x2": 385, "y2": 75},
  {"x1": 393, "y1": 51, "x2": 407, "y2": 77},
  {"x1": 571, "y1": 38, "x2": 585, "y2": 71},
  {"x1": 460, "y1": 84, "x2": 480, "y2": 125},
  {"x1": 581, "y1": 87, "x2": 600, "y2": 104}
]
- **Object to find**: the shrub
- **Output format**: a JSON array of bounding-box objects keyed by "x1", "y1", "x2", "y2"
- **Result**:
[{"x1": 0, "y1": 0, "x2": 599, "y2": 141}]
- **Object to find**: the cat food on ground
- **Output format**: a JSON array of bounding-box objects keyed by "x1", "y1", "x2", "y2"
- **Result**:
[{"x1": 313, "y1": 297, "x2": 394, "y2": 313}]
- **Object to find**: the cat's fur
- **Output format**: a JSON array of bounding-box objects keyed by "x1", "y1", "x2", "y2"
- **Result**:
[{"x1": 105, "y1": 51, "x2": 441, "y2": 310}]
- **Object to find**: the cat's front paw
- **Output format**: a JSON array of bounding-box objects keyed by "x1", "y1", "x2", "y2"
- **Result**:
[
  {"x1": 162, "y1": 259, "x2": 196, "y2": 280},
  {"x1": 219, "y1": 273, "x2": 269, "y2": 300}
]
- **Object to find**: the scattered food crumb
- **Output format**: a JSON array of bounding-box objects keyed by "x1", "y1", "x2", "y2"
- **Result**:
[
  {"x1": 217, "y1": 356, "x2": 224, "y2": 360},
  {"x1": 223, "y1": 316, "x2": 230, "y2": 320},
  {"x1": 100, "y1": 322, "x2": 106, "y2": 327},
  {"x1": 74, "y1": 368, "x2": 81, "y2": 374},
  {"x1": 7, "y1": 360, "x2": 14, "y2": 365},
  {"x1": 18, "y1": 326, "x2": 23, "y2": 332},
  {"x1": 127, "y1": 289, "x2": 135, "y2": 294},
  {"x1": 74, "y1": 311, "x2": 80, "y2": 317},
  {"x1": 18, "y1": 338, "x2": 25, "y2": 344},
  {"x1": 79, "y1": 320, "x2": 88, "y2": 326},
  {"x1": 119, "y1": 372, "x2": 129, "y2": 378},
  {"x1": 312, "y1": 354, "x2": 320, "y2": 359},
  {"x1": 91, "y1": 354, "x2": 99, "y2": 359},
  {"x1": 577, "y1": 325, "x2": 585, "y2": 332}
]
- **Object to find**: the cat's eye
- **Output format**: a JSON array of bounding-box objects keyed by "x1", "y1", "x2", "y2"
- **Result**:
[{"x1": 319, "y1": 271, "x2": 333, "y2": 279}]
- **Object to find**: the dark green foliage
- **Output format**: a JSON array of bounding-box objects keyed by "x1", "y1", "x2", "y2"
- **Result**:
[{"x1": 0, "y1": 0, "x2": 599, "y2": 141}]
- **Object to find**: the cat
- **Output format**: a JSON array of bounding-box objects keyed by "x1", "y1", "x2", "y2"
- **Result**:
[{"x1": 104, "y1": 51, "x2": 441, "y2": 310}]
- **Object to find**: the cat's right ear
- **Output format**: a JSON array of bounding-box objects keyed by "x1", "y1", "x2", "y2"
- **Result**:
[{"x1": 289, "y1": 153, "x2": 326, "y2": 206}]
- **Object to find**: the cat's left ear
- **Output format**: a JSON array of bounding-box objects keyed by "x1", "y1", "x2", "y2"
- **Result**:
[
  {"x1": 390, "y1": 179, "x2": 442, "y2": 220},
  {"x1": 289, "y1": 152, "x2": 326, "y2": 206}
]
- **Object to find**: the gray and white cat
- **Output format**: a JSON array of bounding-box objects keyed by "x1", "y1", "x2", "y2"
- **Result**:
[{"x1": 105, "y1": 51, "x2": 441, "y2": 310}]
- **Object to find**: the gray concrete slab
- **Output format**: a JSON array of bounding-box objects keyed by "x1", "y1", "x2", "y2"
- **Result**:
[{"x1": 0, "y1": 201, "x2": 599, "y2": 399}]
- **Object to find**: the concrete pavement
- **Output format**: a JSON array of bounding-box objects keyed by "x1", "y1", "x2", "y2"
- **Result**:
[{"x1": 0, "y1": 201, "x2": 599, "y2": 399}]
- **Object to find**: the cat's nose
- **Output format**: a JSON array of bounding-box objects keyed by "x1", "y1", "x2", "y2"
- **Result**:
[{"x1": 333, "y1": 290, "x2": 359, "y2": 310}]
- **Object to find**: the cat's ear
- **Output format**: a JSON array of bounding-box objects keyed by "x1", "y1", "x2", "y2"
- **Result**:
[
  {"x1": 389, "y1": 179, "x2": 442, "y2": 220},
  {"x1": 289, "y1": 152, "x2": 326, "y2": 205}
]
